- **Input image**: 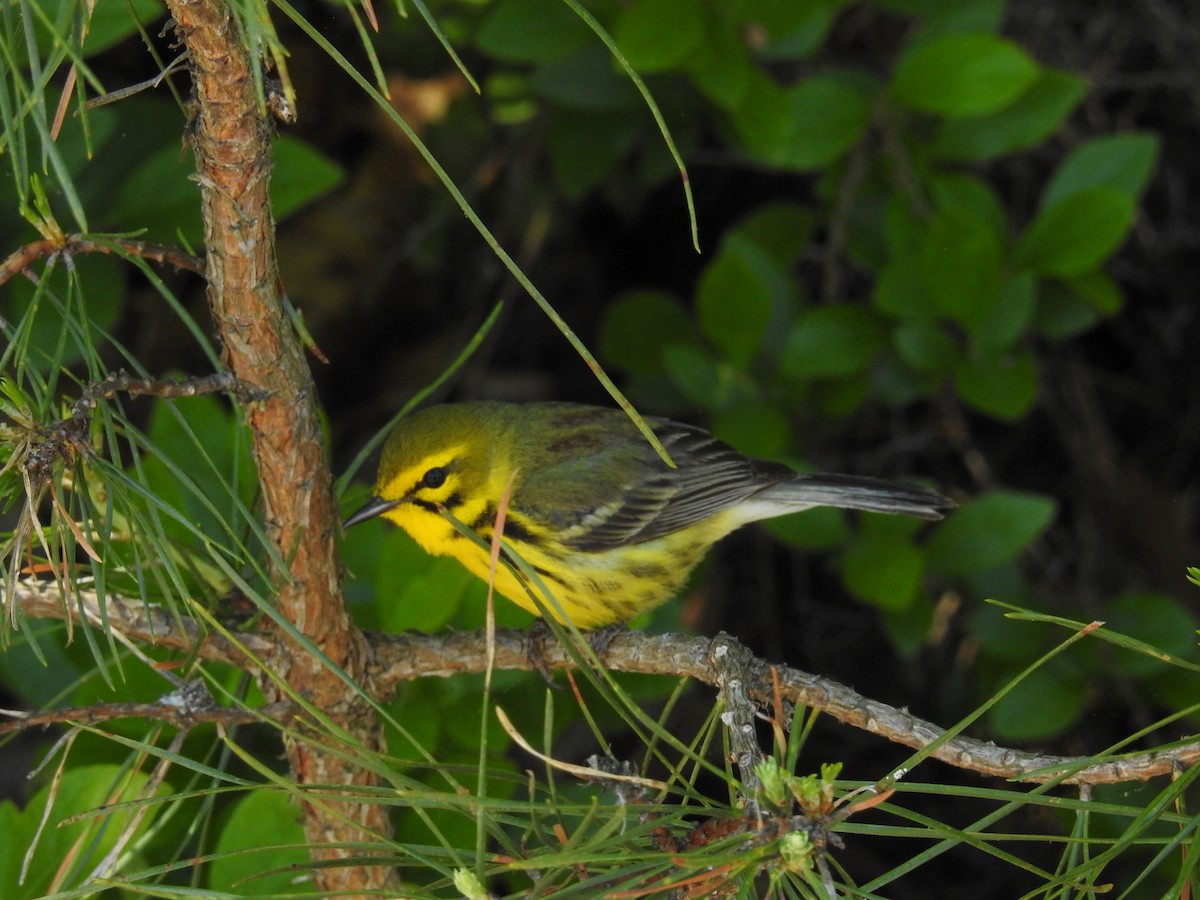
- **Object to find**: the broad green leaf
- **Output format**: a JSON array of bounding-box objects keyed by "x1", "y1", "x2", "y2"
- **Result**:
[
  {"x1": 110, "y1": 135, "x2": 342, "y2": 244},
  {"x1": 764, "y1": 505, "x2": 849, "y2": 550},
  {"x1": 841, "y1": 528, "x2": 926, "y2": 611},
  {"x1": 893, "y1": 321, "x2": 959, "y2": 372},
  {"x1": 532, "y1": 45, "x2": 643, "y2": 110},
  {"x1": 685, "y1": 16, "x2": 757, "y2": 110},
  {"x1": 933, "y1": 68, "x2": 1086, "y2": 161},
  {"x1": 3, "y1": 765, "x2": 157, "y2": 899},
  {"x1": 598, "y1": 289, "x2": 695, "y2": 375},
  {"x1": 989, "y1": 665, "x2": 1085, "y2": 740},
  {"x1": 1033, "y1": 274, "x2": 1123, "y2": 340},
  {"x1": 1098, "y1": 593, "x2": 1200, "y2": 679},
  {"x1": 83, "y1": 0, "x2": 166, "y2": 57},
  {"x1": 1015, "y1": 187, "x2": 1135, "y2": 277},
  {"x1": 970, "y1": 272, "x2": 1036, "y2": 350},
  {"x1": 927, "y1": 489, "x2": 1056, "y2": 574},
  {"x1": 726, "y1": 202, "x2": 816, "y2": 268},
  {"x1": 780, "y1": 306, "x2": 887, "y2": 379},
  {"x1": 547, "y1": 109, "x2": 639, "y2": 195},
  {"x1": 953, "y1": 347, "x2": 1038, "y2": 420},
  {"x1": 711, "y1": 402, "x2": 790, "y2": 459},
  {"x1": 734, "y1": 73, "x2": 872, "y2": 170},
  {"x1": 695, "y1": 239, "x2": 776, "y2": 367},
  {"x1": 919, "y1": 204, "x2": 1003, "y2": 329},
  {"x1": 476, "y1": 0, "x2": 591, "y2": 64},
  {"x1": 1043, "y1": 133, "x2": 1159, "y2": 207},
  {"x1": 209, "y1": 791, "x2": 313, "y2": 895},
  {"x1": 614, "y1": 0, "x2": 705, "y2": 72},
  {"x1": 663, "y1": 343, "x2": 744, "y2": 409},
  {"x1": 928, "y1": 172, "x2": 1008, "y2": 237},
  {"x1": 891, "y1": 33, "x2": 1040, "y2": 118},
  {"x1": 873, "y1": 257, "x2": 939, "y2": 321}
]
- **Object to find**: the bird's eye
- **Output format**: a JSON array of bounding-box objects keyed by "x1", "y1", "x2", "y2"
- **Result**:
[{"x1": 422, "y1": 467, "x2": 448, "y2": 490}]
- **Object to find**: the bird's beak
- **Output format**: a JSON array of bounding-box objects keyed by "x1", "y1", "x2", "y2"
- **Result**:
[{"x1": 343, "y1": 495, "x2": 403, "y2": 529}]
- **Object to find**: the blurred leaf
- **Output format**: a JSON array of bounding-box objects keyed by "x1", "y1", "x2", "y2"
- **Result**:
[
  {"x1": 695, "y1": 238, "x2": 776, "y2": 366},
  {"x1": 82, "y1": 0, "x2": 166, "y2": 57},
  {"x1": 841, "y1": 526, "x2": 926, "y2": 611},
  {"x1": 2, "y1": 765, "x2": 157, "y2": 899},
  {"x1": 548, "y1": 109, "x2": 639, "y2": 196},
  {"x1": 1015, "y1": 187, "x2": 1135, "y2": 277},
  {"x1": 988, "y1": 664, "x2": 1085, "y2": 740},
  {"x1": 663, "y1": 343, "x2": 745, "y2": 409},
  {"x1": 710, "y1": 402, "x2": 789, "y2": 459},
  {"x1": 933, "y1": 68, "x2": 1086, "y2": 161},
  {"x1": 734, "y1": 72, "x2": 872, "y2": 170},
  {"x1": 726, "y1": 201, "x2": 816, "y2": 268},
  {"x1": 893, "y1": 321, "x2": 959, "y2": 372},
  {"x1": 928, "y1": 172, "x2": 1008, "y2": 236},
  {"x1": 476, "y1": 0, "x2": 591, "y2": 64},
  {"x1": 780, "y1": 306, "x2": 887, "y2": 379},
  {"x1": 891, "y1": 33, "x2": 1040, "y2": 118},
  {"x1": 377, "y1": 531, "x2": 480, "y2": 632},
  {"x1": 971, "y1": 272, "x2": 1037, "y2": 350},
  {"x1": 210, "y1": 791, "x2": 313, "y2": 895},
  {"x1": 599, "y1": 289, "x2": 695, "y2": 375},
  {"x1": 1099, "y1": 593, "x2": 1200, "y2": 679},
  {"x1": 919, "y1": 204, "x2": 1003, "y2": 330},
  {"x1": 764, "y1": 505, "x2": 849, "y2": 550},
  {"x1": 927, "y1": 490, "x2": 1056, "y2": 574},
  {"x1": 613, "y1": 0, "x2": 705, "y2": 72},
  {"x1": 1033, "y1": 274, "x2": 1123, "y2": 339},
  {"x1": 685, "y1": 15, "x2": 756, "y2": 109},
  {"x1": 953, "y1": 346, "x2": 1038, "y2": 419},
  {"x1": 1043, "y1": 133, "x2": 1159, "y2": 207},
  {"x1": 733, "y1": 0, "x2": 842, "y2": 59},
  {"x1": 874, "y1": 256, "x2": 939, "y2": 321},
  {"x1": 532, "y1": 44, "x2": 643, "y2": 110},
  {"x1": 110, "y1": 135, "x2": 342, "y2": 244}
]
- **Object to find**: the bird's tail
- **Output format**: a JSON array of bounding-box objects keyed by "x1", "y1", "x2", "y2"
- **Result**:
[{"x1": 758, "y1": 473, "x2": 952, "y2": 520}]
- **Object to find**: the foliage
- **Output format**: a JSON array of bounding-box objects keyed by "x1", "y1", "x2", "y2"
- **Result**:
[{"x1": 0, "y1": 0, "x2": 1196, "y2": 896}]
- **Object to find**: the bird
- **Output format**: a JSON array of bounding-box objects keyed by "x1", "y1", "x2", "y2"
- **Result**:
[{"x1": 344, "y1": 401, "x2": 951, "y2": 628}]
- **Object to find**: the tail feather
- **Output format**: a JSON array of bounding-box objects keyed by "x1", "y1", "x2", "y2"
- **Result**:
[{"x1": 757, "y1": 473, "x2": 952, "y2": 521}]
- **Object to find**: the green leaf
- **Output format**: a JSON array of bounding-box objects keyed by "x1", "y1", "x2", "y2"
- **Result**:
[
  {"x1": 893, "y1": 321, "x2": 959, "y2": 372},
  {"x1": 841, "y1": 527, "x2": 926, "y2": 611},
  {"x1": 711, "y1": 402, "x2": 790, "y2": 459},
  {"x1": 726, "y1": 202, "x2": 816, "y2": 268},
  {"x1": 695, "y1": 239, "x2": 776, "y2": 367},
  {"x1": 927, "y1": 490, "x2": 1056, "y2": 574},
  {"x1": 476, "y1": 0, "x2": 591, "y2": 64},
  {"x1": 933, "y1": 68, "x2": 1086, "y2": 161},
  {"x1": 210, "y1": 791, "x2": 313, "y2": 895},
  {"x1": 82, "y1": 0, "x2": 165, "y2": 57},
  {"x1": 780, "y1": 306, "x2": 887, "y2": 379},
  {"x1": 377, "y1": 532, "x2": 481, "y2": 632},
  {"x1": 110, "y1": 135, "x2": 342, "y2": 244},
  {"x1": 734, "y1": 0, "x2": 842, "y2": 59},
  {"x1": 953, "y1": 347, "x2": 1039, "y2": 420},
  {"x1": 685, "y1": 16, "x2": 757, "y2": 109},
  {"x1": 1043, "y1": 133, "x2": 1159, "y2": 208},
  {"x1": 547, "y1": 109, "x2": 639, "y2": 196},
  {"x1": 891, "y1": 33, "x2": 1040, "y2": 118},
  {"x1": 1099, "y1": 594, "x2": 1200, "y2": 679},
  {"x1": 873, "y1": 256, "x2": 939, "y2": 321},
  {"x1": 2, "y1": 765, "x2": 157, "y2": 899},
  {"x1": 970, "y1": 272, "x2": 1037, "y2": 350},
  {"x1": 1033, "y1": 274, "x2": 1123, "y2": 339},
  {"x1": 663, "y1": 343, "x2": 745, "y2": 409},
  {"x1": 532, "y1": 45, "x2": 643, "y2": 110},
  {"x1": 734, "y1": 73, "x2": 872, "y2": 170},
  {"x1": 928, "y1": 172, "x2": 1008, "y2": 237},
  {"x1": 918, "y1": 204, "x2": 1003, "y2": 329},
  {"x1": 1015, "y1": 187, "x2": 1135, "y2": 277},
  {"x1": 988, "y1": 665, "x2": 1085, "y2": 740},
  {"x1": 613, "y1": 0, "x2": 706, "y2": 72},
  {"x1": 599, "y1": 289, "x2": 695, "y2": 375}
]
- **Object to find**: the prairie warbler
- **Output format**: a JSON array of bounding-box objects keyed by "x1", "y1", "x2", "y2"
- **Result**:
[{"x1": 345, "y1": 402, "x2": 951, "y2": 628}]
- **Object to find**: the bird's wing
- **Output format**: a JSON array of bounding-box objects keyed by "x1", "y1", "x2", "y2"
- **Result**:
[{"x1": 520, "y1": 418, "x2": 784, "y2": 552}]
